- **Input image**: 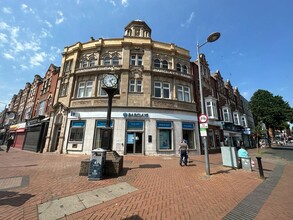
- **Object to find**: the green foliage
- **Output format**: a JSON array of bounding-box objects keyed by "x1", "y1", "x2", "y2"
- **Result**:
[{"x1": 249, "y1": 89, "x2": 293, "y2": 130}]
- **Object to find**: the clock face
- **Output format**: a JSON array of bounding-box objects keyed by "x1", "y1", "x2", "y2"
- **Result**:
[{"x1": 103, "y1": 74, "x2": 118, "y2": 87}]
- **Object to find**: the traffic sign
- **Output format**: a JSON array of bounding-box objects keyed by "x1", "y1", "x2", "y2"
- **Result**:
[{"x1": 199, "y1": 114, "x2": 208, "y2": 123}]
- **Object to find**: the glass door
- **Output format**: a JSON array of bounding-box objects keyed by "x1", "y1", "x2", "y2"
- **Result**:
[{"x1": 126, "y1": 132, "x2": 143, "y2": 154}]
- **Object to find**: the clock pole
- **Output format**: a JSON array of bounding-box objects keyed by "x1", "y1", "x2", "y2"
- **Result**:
[{"x1": 101, "y1": 87, "x2": 118, "y2": 151}]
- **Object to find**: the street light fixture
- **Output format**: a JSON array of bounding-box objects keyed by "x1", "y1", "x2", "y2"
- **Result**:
[{"x1": 197, "y1": 32, "x2": 221, "y2": 176}]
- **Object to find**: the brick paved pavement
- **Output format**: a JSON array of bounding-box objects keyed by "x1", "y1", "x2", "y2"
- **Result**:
[{"x1": 0, "y1": 145, "x2": 292, "y2": 220}]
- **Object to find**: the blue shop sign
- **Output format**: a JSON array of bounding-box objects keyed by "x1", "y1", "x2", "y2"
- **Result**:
[
  {"x1": 72, "y1": 121, "x2": 85, "y2": 127},
  {"x1": 96, "y1": 120, "x2": 113, "y2": 127},
  {"x1": 127, "y1": 121, "x2": 143, "y2": 130},
  {"x1": 157, "y1": 121, "x2": 172, "y2": 128},
  {"x1": 182, "y1": 122, "x2": 194, "y2": 129}
]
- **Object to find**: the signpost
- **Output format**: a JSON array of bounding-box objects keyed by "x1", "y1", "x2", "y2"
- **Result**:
[{"x1": 199, "y1": 114, "x2": 208, "y2": 136}]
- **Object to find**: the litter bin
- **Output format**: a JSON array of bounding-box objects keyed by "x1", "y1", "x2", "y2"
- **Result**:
[{"x1": 88, "y1": 148, "x2": 107, "y2": 181}]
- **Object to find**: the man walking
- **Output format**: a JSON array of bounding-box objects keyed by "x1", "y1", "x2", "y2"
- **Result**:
[
  {"x1": 6, "y1": 135, "x2": 14, "y2": 153},
  {"x1": 179, "y1": 139, "x2": 189, "y2": 166}
]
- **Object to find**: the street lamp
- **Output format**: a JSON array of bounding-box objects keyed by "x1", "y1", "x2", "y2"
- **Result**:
[{"x1": 197, "y1": 32, "x2": 221, "y2": 176}]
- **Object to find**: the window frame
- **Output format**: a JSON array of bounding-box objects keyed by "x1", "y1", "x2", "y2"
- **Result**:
[
  {"x1": 205, "y1": 99, "x2": 218, "y2": 119},
  {"x1": 77, "y1": 80, "x2": 93, "y2": 98},
  {"x1": 69, "y1": 121, "x2": 85, "y2": 142}
]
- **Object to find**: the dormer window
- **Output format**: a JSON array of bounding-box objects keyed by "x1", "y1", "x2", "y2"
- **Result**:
[
  {"x1": 104, "y1": 56, "x2": 110, "y2": 66},
  {"x1": 162, "y1": 60, "x2": 168, "y2": 69},
  {"x1": 154, "y1": 59, "x2": 160, "y2": 68},
  {"x1": 176, "y1": 63, "x2": 181, "y2": 72}
]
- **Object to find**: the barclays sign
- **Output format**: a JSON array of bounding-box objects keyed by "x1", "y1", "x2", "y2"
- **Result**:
[{"x1": 123, "y1": 112, "x2": 149, "y2": 118}]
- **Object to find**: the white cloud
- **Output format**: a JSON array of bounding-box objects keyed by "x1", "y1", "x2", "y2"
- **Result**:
[
  {"x1": 180, "y1": 12, "x2": 195, "y2": 28},
  {"x1": 10, "y1": 26, "x2": 19, "y2": 39},
  {"x1": 0, "y1": 21, "x2": 9, "y2": 30},
  {"x1": 55, "y1": 11, "x2": 65, "y2": 24},
  {"x1": 21, "y1": 4, "x2": 34, "y2": 14},
  {"x1": 20, "y1": 64, "x2": 28, "y2": 70},
  {"x1": 40, "y1": 28, "x2": 52, "y2": 38},
  {"x1": 30, "y1": 52, "x2": 47, "y2": 67},
  {"x1": 108, "y1": 0, "x2": 116, "y2": 6},
  {"x1": 121, "y1": 0, "x2": 128, "y2": 7},
  {"x1": 3, "y1": 53, "x2": 14, "y2": 60},
  {"x1": 2, "y1": 7, "x2": 12, "y2": 14},
  {"x1": 0, "y1": 33, "x2": 8, "y2": 43},
  {"x1": 44, "y1": 20, "x2": 53, "y2": 28}
]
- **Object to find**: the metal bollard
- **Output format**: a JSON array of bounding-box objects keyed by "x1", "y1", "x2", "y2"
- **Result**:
[{"x1": 256, "y1": 157, "x2": 265, "y2": 179}]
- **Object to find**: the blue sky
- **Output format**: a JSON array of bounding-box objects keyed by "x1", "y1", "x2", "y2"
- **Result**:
[{"x1": 0, "y1": 0, "x2": 292, "y2": 111}]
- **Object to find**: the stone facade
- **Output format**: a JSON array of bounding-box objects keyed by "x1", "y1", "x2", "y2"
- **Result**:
[{"x1": 44, "y1": 20, "x2": 200, "y2": 156}]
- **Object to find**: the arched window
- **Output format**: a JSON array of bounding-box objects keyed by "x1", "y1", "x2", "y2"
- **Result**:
[
  {"x1": 154, "y1": 59, "x2": 160, "y2": 68},
  {"x1": 182, "y1": 65, "x2": 187, "y2": 74},
  {"x1": 81, "y1": 57, "x2": 87, "y2": 68},
  {"x1": 162, "y1": 60, "x2": 168, "y2": 69},
  {"x1": 104, "y1": 56, "x2": 110, "y2": 66},
  {"x1": 89, "y1": 57, "x2": 95, "y2": 67},
  {"x1": 176, "y1": 63, "x2": 181, "y2": 72},
  {"x1": 112, "y1": 56, "x2": 119, "y2": 66}
]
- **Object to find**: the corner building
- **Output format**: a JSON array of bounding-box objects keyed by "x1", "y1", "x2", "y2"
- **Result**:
[{"x1": 44, "y1": 20, "x2": 200, "y2": 156}]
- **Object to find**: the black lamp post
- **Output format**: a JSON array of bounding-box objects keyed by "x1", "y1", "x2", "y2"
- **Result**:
[{"x1": 101, "y1": 73, "x2": 119, "y2": 151}]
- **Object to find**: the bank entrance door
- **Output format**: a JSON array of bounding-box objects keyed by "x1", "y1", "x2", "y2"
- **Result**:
[{"x1": 126, "y1": 132, "x2": 143, "y2": 154}]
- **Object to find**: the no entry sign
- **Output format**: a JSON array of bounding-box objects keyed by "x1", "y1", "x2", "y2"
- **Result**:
[{"x1": 199, "y1": 114, "x2": 208, "y2": 123}]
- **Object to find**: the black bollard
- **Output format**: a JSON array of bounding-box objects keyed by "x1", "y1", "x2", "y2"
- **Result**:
[{"x1": 256, "y1": 157, "x2": 265, "y2": 179}]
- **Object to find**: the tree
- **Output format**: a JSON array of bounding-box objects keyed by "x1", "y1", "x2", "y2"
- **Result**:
[{"x1": 249, "y1": 89, "x2": 293, "y2": 140}]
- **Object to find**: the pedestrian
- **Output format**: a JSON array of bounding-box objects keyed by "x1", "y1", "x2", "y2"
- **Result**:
[
  {"x1": 6, "y1": 135, "x2": 14, "y2": 153},
  {"x1": 179, "y1": 139, "x2": 189, "y2": 166}
]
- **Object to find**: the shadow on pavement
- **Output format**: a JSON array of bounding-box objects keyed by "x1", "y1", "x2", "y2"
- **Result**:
[
  {"x1": 0, "y1": 191, "x2": 35, "y2": 206},
  {"x1": 212, "y1": 168, "x2": 235, "y2": 175},
  {"x1": 123, "y1": 215, "x2": 144, "y2": 220}
]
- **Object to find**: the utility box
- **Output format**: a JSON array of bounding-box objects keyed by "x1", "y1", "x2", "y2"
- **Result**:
[
  {"x1": 88, "y1": 148, "x2": 107, "y2": 181},
  {"x1": 240, "y1": 157, "x2": 252, "y2": 171},
  {"x1": 221, "y1": 146, "x2": 238, "y2": 168}
]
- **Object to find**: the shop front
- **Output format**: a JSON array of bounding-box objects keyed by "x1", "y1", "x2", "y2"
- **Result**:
[
  {"x1": 8, "y1": 123, "x2": 26, "y2": 149},
  {"x1": 222, "y1": 122, "x2": 244, "y2": 148},
  {"x1": 63, "y1": 109, "x2": 200, "y2": 156},
  {"x1": 23, "y1": 116, "x2": 49, "y2": 152}
]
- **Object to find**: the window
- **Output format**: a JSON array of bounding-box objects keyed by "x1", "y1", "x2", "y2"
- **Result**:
[
  {"x1": 60, "y1": 83, "x2": 68, "y2": 97},
  {"x1": 154, "y1": 82, "x2": 162, "y2": 98},
  {"x1": 176, "y1": 63, "x2": 181, "y2": 72},
  {"x1": 64, "y1": 60, "x2": 72, "y2": 73},
  {"x1": 69, "y1": 121, "x2": 85, "y2": 142},
  {"x1": 162, "y1": 60, "x2": 168, "y2": 69},
  {"x1": 177, "y1": 86, "x2": 183, "y2": 101},
  {"x1": 131, "y1": 55, "x2": 136, "y2": 65},
  {"x1": 131, "y1": 54, "x2": 143, "y2": 66},
  {"x1": 184, "y1": 87, "x2": 190, "y2": 102},
  {"x1": 223, "y1": 108, "x2": 231, "y2": 122},
  {"x1": 129, "y1": 79, "x2": 142, "y2": 92},
  {"x1": 82, "y1": 58, "x2": 87, "y2": 68},
  {"x1": 154, "y1": 82, "x2": 170, "y2": 99},
  {"x1": 163, "y1": 83, "x2": 170, "y2": 98},
  {"x1": 137, "y1": 55, "x2": 143, "y2": 65},
  {"x1": 233, "y1": 112, "x2": 240, "y2": 125},
  {"x1": 112, "y1": 56, "x2": 119, "y2": 66},
  {"x1": 157, "y1": 121, "x2": 173, "y2": 150},
  {"x1": 38, "y1": 100, "x2": 46, "y2": 116},
  {"x1": 206, "y1": 100, "x2": 218, "y2": 119},
  {"x1": 99, "y1": 80, "x2": 107, "y2": 96},
  {"x1": 177, "y1": 85, "x2": 190, "y2": 102},
  {"x1": 154, "y1": 59, "x2": 160, "y2": 68},
  {"x1": 25, "y1": 107, "x2": 32, "y2": 119},
  {"x1": 241, "y1": 115, "x2": 247, "y2": 127},
  {"x1": 182, "y1": 65, "x2": 187, "y2": 74},
  {"x1": 104, "y1": 56, "x2": 110, "y2": 66},
  {"x1": 89, "y1": 57, "x2": 95, "y2": 67},
  {"x1": 77, "y1": 81, "x2": 92, "y2": 98}
]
